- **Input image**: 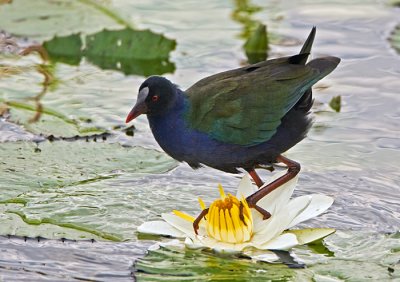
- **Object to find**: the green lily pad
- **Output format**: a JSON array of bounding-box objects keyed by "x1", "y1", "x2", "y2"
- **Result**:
[
  {"x1": 135, "y1": 246, "x2": 296, "y2": 280},
  {"x1": 0, "y1": 140, "x2": 177, "y2": 199},
  {"x1": 243, "y1": 23, "x2": 269, "y2": 64},
  {"x1": 84, "y1": 28, "x2": 176, "y2": 76},
  {"x1": 0, "y1": 140, "x2": 177, "y2": 240},
  {"x1": 5, "y1": 100, "x2": 105, "y2": 137},
  {"x1": 285, "y1": 228, "x2": 336, "y2": 245},
  {"x1": 389, "y1": 0, "x2": 400, "y2": 7},
  {"x1": 0, "y1": 0, "x2": 126, "y2": 41},
  {"x1": 389, "y1": 25, "x2": 400, "y2": 54},
  {"x1": 43, "y1": 34, "x2": 83, "y2": 65},
  {"x1": 328, "y1": 95, "x2": 341, "y2": 112},
  {"x1": 42, "y1": 28, "x2": 176, "y2": 76}
]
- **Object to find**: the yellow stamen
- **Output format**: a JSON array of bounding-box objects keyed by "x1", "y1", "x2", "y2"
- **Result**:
[
  {"x1": 219, "y1": 208, "x2": 228, "y2": 242},
  {"x1": 218, "y1": 184, "x2": 226, "y2": 199},
  {"x1": 212, "y1": 205, "x2": 221, "y2": 240},
  {"x1": 198, "y1": 197, "x2": 206, "y2": 210},
  {"x1": 207, "y1": 185, "x2": 253, "y2": 243},
  {"x1": 224, "y1": 209, "x2": 236, "y2": 243},
  {"x1": 173, "y1": 210, "x2": 195, "y2": 223},
  {"x1": 172, "y1": 184, "x2": 254, "y2": 244}
]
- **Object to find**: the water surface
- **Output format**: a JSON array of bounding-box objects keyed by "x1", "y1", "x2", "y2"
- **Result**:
[{"x1": 0, "y1": 0, "x2": 399, "y2": 280}]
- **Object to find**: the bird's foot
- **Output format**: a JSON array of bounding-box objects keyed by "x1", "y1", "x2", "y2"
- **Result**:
[
  {"x1": 245, "y1": 198, "x2": 271, "y2": 220},
  {"x1": 192, "y1": 208, "x2": 209, "y2": 235},
  {"x1": 239, "y1": 201, "x2": 271, "y2": 222}
]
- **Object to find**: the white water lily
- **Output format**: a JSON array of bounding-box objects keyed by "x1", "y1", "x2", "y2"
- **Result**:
[{"x1": 138, "y1": 173, "x2": 334, "y2": 262}]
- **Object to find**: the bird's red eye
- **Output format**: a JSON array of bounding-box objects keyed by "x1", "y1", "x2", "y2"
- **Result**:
[{"x1": 152, "y1": 95, "x2": 159, "y2": 102}]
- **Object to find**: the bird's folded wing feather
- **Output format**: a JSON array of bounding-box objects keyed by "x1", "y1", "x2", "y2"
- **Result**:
[{"x1": 185, "y1": 56, "x2": 322, "y2": 146}]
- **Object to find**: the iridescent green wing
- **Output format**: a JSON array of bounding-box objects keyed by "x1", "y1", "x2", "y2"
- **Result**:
[{"x1": 185, "y1": 55, "x2": 334, "y2": 146}]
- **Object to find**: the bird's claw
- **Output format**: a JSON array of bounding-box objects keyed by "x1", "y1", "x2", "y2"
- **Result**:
[
  {"x1": 192, "y1": 208, "x2": 209, "y2": 235},
  {"x1": 245, "y1": 198, "x2": 271, "y2": 220},
  {"x1": 238, "y1": 202, "x2": 247, "y2": 226}
]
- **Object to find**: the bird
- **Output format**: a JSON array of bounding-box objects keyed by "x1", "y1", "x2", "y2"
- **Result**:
[{"x1": 125, "y1": 27, "x2": 340, "y2": 227}]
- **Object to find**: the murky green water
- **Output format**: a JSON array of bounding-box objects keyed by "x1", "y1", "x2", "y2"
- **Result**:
[{"x1": 0, "y1": 0, "x2": 399, "y2": 281}]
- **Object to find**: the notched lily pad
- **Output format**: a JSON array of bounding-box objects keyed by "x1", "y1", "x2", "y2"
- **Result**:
[{"x1": 42, "y1": 28, "x2": 176, "y2": 76}]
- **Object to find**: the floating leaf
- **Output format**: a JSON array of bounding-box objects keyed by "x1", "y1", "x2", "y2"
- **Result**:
[
  {"x1": 329, "y1": 95, "x2": 341, "y2": 112},
  {"x1": 0, "y1": 141, "x2": 177, "y2": 240},
  {"x1": 0, "y1": 0, "x2": 126, "y2": 40},
  {"x1": 243, "y1": 23, "x2": 269, "y2": 64},
  {"x1": 135, "y1": 246, "x2": 296, "y2": 280},
  {"x1": 84, "y1": 28, "x2": 176, "y2": 76},
  {"x1": 389, "y1": 25, "x2": 400, "y2": 54},
  {"x1": 389, "y1": 0, "x2": 400, "y2": 7},
  {"x1": 43, "y1": 34, "x2": 83, "y2": 65},
  {"x1": 5, "y1": 100, "x2": 105, "y2": 137},
  {"x1": 42, "y1": 28, "x2": 176, "y2": 75},
  {"x1": 0, "y1": 140, "x2": 177, "y2": 197}
]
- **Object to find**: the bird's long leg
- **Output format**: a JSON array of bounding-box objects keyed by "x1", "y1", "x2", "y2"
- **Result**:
[
  {"x1": 246, "y1": 155, "x2": 301, "y2": 220},
  {"x1": 246, "y1": 169, "x2": 264, "y2": 188}
]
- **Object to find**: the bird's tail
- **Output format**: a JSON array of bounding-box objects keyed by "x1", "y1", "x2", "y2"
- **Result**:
[
  {"x1": 292, "y1": 27, "x2": 317, "y2": 111},
  {"x1": 287, "y1": 27, "x2": 316, "y2": 66},
  {"x1": 299, "y1": 27, "x2": 316, "y2": 58}
]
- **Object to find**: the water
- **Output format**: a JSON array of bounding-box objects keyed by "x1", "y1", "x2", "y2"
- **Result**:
[{"x1": 0, "y1": 0, "x2": 399, "y2": 280}]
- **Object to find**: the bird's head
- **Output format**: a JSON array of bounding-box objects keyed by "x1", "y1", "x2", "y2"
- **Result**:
[{"x1": 126, "y1": 76, "x2": 177, "y2": 123}]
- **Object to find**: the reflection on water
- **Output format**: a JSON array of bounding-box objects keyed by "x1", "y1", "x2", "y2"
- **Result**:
[{"x1": 0, "y1": 0, "x2": 400, "y2": 280}]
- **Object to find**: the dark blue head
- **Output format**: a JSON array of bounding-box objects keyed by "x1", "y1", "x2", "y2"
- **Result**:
[{"x1": 126, "y1": 76, "x2": 177, "y2": 123}]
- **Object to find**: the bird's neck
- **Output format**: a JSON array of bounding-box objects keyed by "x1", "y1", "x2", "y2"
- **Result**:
[{"x1": 147, "y1": 89, "x2": 189, "y2": 157}]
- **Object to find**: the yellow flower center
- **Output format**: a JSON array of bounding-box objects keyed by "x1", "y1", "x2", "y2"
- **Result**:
[{"x1": 173, "y1": 184, "x2": 253, "y2": 244}]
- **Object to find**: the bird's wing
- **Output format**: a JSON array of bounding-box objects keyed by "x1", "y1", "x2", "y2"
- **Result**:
[{"x1": 185, "y1": 54, "x2": 338, "y2": 146}]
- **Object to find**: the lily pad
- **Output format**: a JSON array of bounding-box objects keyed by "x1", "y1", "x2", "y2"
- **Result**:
[
  {"x1": 0, "y1": 140, "x2": 177, "y2": 240},
  {"x1": 390, "y1": 0, "x2": 400, "y2": 7},
  {"x1": 389, "y1": 25, "x2": 400, "y2": 54},
  {"x1": 329, "y1": 95, "x2": 341, "y2": 112},
  {"x1": 5, "y1": 100, "x2": 105, "y2": 138},
  {"x1": 0, "y1": 140, "x2": 177, "y2": 199},
  {"x1": 85, "y1": 28, "x2": 176, "y2": 76},
  {"x1": 135, "y1": 246, "x2": 296, "y2": 280},
  {"x1": 243, "y1": 23, "x2": 269, "y2": 64},
  {"x1": 43, "y1": 34, "x2": 83, "y2": 65},
  {"x1": 0, "y1": 0, "x2": 126, "y2": 41},
  {"x1": 43, "y1": 28, "x2": 176, "y2": 76}
]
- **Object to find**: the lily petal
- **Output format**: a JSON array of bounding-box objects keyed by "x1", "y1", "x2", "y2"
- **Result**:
[
  {"x1": 287, "y1": 195, "x2": 334, "y2": 229},
  {"x1": 162, "y1": 213, "x2": 202, "y2": 238},
  {"x1": 184, "y1": 237, "x2": 206, "y2": 250},
  {"x1": 197, "y1": 236, "x2": 251, "y2": 252},
  {"x1": 258, "y1": 233, "x2": 299, "y2": 250},
  {"x1": 137, "y1": 220, "x2": 186, "y2": 238},
  {"x1": 285, "y1": 228, "x2": 335, "y2": 245},
  {"x1": 242, "y1": 249, "x2": 280, "y2": 263},
  {"x1": 257, "y1": 174, "x2": 299, "y2": 215},
  {"x1": 253, "y1": 195, "x2": 312, "y2": 245},
  {"x1": 248, "y1": 252, "x2": 280, "y2": 263},
  {"x1": 236, "y1": 174, "x2": 258, "y2": 198}
]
